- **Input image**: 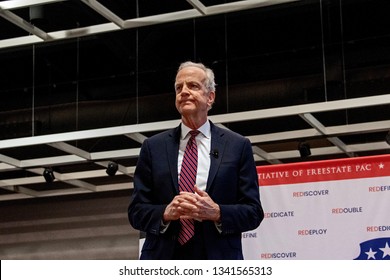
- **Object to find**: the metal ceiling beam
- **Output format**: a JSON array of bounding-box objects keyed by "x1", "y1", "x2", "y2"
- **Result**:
[
  {"x1": 1, "y1": 94, "x2": 389, "y2": 150},
  {"x1": 5, "y1": 185, "x2": 39, "y2": 197},
  {"x1": 0, "y1": 35, "x2": 42, "y2": 48},
  {"x1": 348, "y1": 142, "x2": 390, "y2": 153},
  {"x1": 299, "y1": 113, "x2": 328, "y2": 134},
  {"x1": 252, "y1": 146, "x2": 282, "y2": 164},
  {"x1": 59, "y1": 169, "x2": 112, "y2": 181},
  {"x1": 89, "y1": 148, "x2": 140, "y2": 161},
  {"x1": 327, "y1": 120, "x2": 390, "y2": 135},
  {"x1": 0, "y1": 162, "x2": 17, "y2": 171},
  {"x1": 215, "y1": 123, "x2": 282, "y2": 164},
  {"x1": 186, "y1": 0, "x2": 208, "y2": 15},
  {"x1": 123, "y1": 9, "x2": 201, "y2": 29},
  {"x1": 0, "y1": 0, "x2": 300, "y2": 49},
  {"x1": 125, "y1": 133, "x2": 147, "y2": 144},
  {"x1": 1, "y1": 94, "x2": 390, "y2": 200},
  {"x1": 209, "y1": 94, "x2": 390, "y2": 124},
  {"x1": 300, "y1": 113, "x2": 355, "y2": 157},
  {"x1": 0, "y1": 148, "x2": 141, "y2": 171},
  {"x1": 327, "y1": 137, "x2": 354, "y2": 156},
  {"x1": 2, "y1": 168, "x2": 125, "y2": 187},
  {"x1": 1, "y1": 139, "x2": 389, "y2": 200},
  {"x1": 0, "y1": 0, "x2": 66, "y2": 10},
  {"x1": 0, "y1": 154, "x2": 21, "y2": 168},
  {"x1": 26, "y1": 167, "x2": 99, "y2": 191},
  {"x1": 20, "y1": 155, "x2": 87, "y2": 168},
  {"x1": 264, "y1": 141, "x2": 389, "y2": 160},
  {"x1": 247, "y1": 120, "x2": 390, "y2": 144},
  {"x1": 0, "y1": 119, "x2": 180, "y2": 149},
  {"x1": 0, "y1": 182, "x2": 133, "y2": 201},
  {"x1": 1, "y1": 173, "x2": 44, "y2": 185},
  {"x1": 3, "y1": 140, "x2": 388, "y2": 193},
  {"x1": 80, "y1": 0, "x2": 124, "y2": 28},
  {"x1": 0, "y1": 96, "x2": 388, "y2": 175},
  {"x1": 48, "y1": 142, "x2": 91, "y2": 160},
  {"x1": 248, "y1": 128, "x2": 320, "y2": 143},
  {"x1": 62, "y1": 179, "x2": 98, "y2": 192},
  {"x1": 0, "y1": 8, "x2": 50, "y2": 40},
  {"x1": 0, "y1": 192, "x2": 32, "y2": 201},
  {"x1": 207, "y1": 0, "x2": 300, "y2": 14}
]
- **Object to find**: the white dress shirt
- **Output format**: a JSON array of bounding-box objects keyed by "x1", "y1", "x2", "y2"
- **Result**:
[
  {"x1": 178, "y1": 121, "x2": 211, "y2": 191},
  {"x1": 160, "y1": 120, "x2": 219, "y2": 232}
]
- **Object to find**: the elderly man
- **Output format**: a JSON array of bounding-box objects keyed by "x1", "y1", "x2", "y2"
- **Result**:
[{"x1": 128, "y1": 61, "x2": 264, "y2": 259}]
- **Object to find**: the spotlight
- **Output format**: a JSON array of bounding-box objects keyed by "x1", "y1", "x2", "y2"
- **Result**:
[
  {"x1": 106, "y1": 161, "x2": 118, "y2": 176},
  {"x1": 386, "y1": 131, "x2": 390, "y2": 145},
  {"x1": 43, "y1": 168, "x2": 55, "y2": 183},
  {"x1": 298, "y1": 142, "x2": 311, "y2": 158},
  {"x1": 29, "y1": 6, "x2": 46, "y2": 26}
]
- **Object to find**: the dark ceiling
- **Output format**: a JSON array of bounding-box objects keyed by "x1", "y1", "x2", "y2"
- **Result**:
[{"x1": 1, "y1": 0, "x2": 390, "y2": 201}]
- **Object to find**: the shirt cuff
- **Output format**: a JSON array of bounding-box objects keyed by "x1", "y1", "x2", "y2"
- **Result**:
[
  {"x1": 215, "y1": 221, "x2": 222, "y2": 233},
  {"x1": 160, "y1": 220, "x2": 170, "y2": 234}
]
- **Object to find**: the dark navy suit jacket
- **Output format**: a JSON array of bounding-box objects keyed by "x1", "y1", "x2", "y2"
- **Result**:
[{"x1": 128, "y1": 121, "x2": 264, "y2": 259}]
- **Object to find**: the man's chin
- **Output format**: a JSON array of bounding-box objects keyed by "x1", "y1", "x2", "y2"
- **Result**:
[{"x1": 179, "y1": 106, "x2": 196, "y2": 114}]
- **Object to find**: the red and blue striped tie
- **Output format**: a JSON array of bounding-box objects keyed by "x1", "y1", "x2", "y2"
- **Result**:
[{"x1": 178, "y1": 130, "x2": 199, "y2": 245}]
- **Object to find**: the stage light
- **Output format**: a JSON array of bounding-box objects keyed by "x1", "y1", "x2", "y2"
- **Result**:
[
  {"x1": 106, "y1": 161, "x2": 118, "y2": 176},
  {"x1": 29, "y1": 6, "x2": 45, "y2": 25},
  {"x1": 43, "y1": 168, "x2": 55, "y2": 183},
  {"x1": 298, "y1": 142, "x2": 311, "y2": 158},
  {"x1": 386, "y1": 131, "x2": 390, "y2": 145}
]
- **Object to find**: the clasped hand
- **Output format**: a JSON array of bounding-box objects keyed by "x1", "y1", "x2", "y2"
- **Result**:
[{"x1": 163, "y1": 185, "x2": 221, "y2": 222}]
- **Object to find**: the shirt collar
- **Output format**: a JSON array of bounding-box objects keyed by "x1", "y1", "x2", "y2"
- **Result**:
[{"x1": 181, "y1": 120, "x2": 211, "y2": 139}]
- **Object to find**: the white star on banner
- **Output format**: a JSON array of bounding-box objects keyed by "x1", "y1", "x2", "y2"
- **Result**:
[
  {"x1": 365, "y1": 248, "x2": 377, "y2": 260},
  {"x1": 379, "y1": 163, "x2": 384, "y2": 169},
  {"x1": 380, "y1": 242, "x2": 390, "y2": 258}
]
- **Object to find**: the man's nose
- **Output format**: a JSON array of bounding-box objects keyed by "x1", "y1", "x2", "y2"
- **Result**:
[{"x1": 180, "y1": 84, "x2": 190, "y2": 95}]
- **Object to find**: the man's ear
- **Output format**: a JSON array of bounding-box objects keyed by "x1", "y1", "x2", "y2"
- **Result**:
[{"x1": 207, "y1": 91, "x2": 215, "y2": 109}]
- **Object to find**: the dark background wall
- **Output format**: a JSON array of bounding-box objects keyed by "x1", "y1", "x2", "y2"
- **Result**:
[
  {"x1": 1, "y1": 0, "x2": 390, "y2": 259},
  {"x1": 3, "y1": 0, "x2": 390, "y2": 139},
  {"x1": 0, "y1": 191, "x2": 139, "y2": 259}
]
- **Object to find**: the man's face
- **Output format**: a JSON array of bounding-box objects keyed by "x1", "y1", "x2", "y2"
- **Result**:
[{"x1": 174, "y1": 66, "x2": 215, "y2": 117}]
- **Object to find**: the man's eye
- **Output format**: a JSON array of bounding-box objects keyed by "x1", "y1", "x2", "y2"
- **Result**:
[{"x1": 189, "y1": 83, "x2": 200, "y2": 90}]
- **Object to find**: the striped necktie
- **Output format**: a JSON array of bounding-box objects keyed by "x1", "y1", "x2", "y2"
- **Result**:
[{"x1": 178, "y1": 130, "x2": 199, "y2": 245}]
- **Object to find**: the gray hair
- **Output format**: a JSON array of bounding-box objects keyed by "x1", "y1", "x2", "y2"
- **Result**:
[{"x1": 177, "y1": 61, "x2": 216, "y2": 93}]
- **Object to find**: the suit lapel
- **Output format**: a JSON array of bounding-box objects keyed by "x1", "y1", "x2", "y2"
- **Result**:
[
  {"x1": 206, "y1": 123, "x2": 226, "y2": 192},
  {"x1": 166, "y1": 125, "x2": 181, "y2": 193},
  {"x1": 166, "y1": 122, "x2": 227, "y2": 193}
]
